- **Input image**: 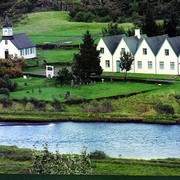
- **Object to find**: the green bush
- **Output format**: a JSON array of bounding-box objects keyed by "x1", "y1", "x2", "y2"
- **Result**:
[
  {"x1": 31, "y1": 143, "x2": 92, "y2": 175},
  {"x1": 154, "y1": 102, "x2": 174, "y2": 115},
  {"x1": 89, "y1": 150, "x2": 107, "y2": 159},
  {"x1": 0, "y1": 88, "x2": 10, "y2": 97}
]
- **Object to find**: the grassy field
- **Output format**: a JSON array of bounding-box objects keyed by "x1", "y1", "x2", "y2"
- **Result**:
[
  {"x1": 0, "y1": 11, "x2": 133, "y2": 45},
  {"x1": 0, "y1": 145, "x2": 180, "y2": 175},
  {"x1": 38, "y1": 49, "x2": 78, "y2": 63},
  {"x1": 10, "y1": 77, "x2": 162, "y2": 101}
]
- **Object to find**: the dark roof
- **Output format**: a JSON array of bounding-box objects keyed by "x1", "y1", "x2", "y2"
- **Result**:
[
  {"x1": 3, "y1": 15, "x2": 13, "y2": 28},
  {"x1": 145, "y1": 35, "x2": 168, "y2": 55},
  {"x1": 123, "y1": 36, "x2": 140, "y2": 55},
  {"x1": 102, "y1": 34, "x2": 126, "y2": 54},
  {"x1": 10, "y1": 33, "x2": 36, "y2": 49},
  {"x1": 168, "y1": 36, "x2": 180, "y2": 56}
]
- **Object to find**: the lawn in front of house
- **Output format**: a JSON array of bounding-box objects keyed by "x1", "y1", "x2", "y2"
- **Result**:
[{"x1": 10, "y1": 77, "x2": 162, "y2": 101}]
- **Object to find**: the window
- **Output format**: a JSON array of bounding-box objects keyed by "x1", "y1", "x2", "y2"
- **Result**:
[
  {"x1": 121, "y1": 48, "x2": 125, "y2": 53},
  {"x1": 105, "y1": 60, "x2": 110, "y2": 68},
  {"x1": 30, "y1": 48, "x2": 33, "y2": 54},
  {"x1": 170, "y1": 62, "x2": 175, "y2": 70},
  {"x1": 165, "y1": 49, "x2": 169, "y2": 56},
  {"x1": 20, "y1": 50, "x2": 23, "y2": 56},
  {"x1": 5, "y1": 40, "x2": 8, "y2": 45},
  {"x1": 148, "y1": 61, "x2": 153, "y2": 69},
  {"x1": 159, "y1": 61, "x2": 164, "y2": 70},
  {"x1": 25, "y1": 49, "x2": 28, "y2": 55},
  {"x1": 143, "y1": 48, "x2": 147, "y2": 55},
  {"x1": 137, "y1": 61, "x2": 142, "y2": 69},
  {"x1": 100, "y1": 48, "x2": 104, "y2": 54}
]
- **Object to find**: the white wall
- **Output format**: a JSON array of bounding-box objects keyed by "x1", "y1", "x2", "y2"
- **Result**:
[
  {"x1": 134, "y1": 39, "x2": 156, "y2": 74},
  {"x1": 0, "y1": 40, "x2": 36, "y2": 59},
  {"x1": 97, "y1": 38, "x2": 113, "y2": 72},
  {"x1": 113, "y1": 38, "x2": 134, "y2": 73},
  {"x1": 156, "y1": 39, "x2": 178, "y2": 75},
  {"x1": 0, "y1": 40, "x2": 19, "y2": 59}
]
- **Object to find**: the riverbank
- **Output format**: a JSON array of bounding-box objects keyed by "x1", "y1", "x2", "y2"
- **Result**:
[
  {"x1": 0, "y1": 112, "x2": 180, "y2": 125},
  {"x1": 0, "y1": 145, "x2": 180, "y2": 175}
]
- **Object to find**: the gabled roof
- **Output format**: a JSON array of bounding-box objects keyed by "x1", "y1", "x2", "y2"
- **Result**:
[
  {"x1": 123, "y1": 36, "x2": 146, "y2": 55},
  {"x1": 145, "y1": 35, "x2": 168, "y2": 55},
  {"x1": 168, "y1": 36, "x2": 180, "y2": 56},
  {"x1": 9, "y1": 33, "x2": 36, "y2": 49},
  {"x1": 102, "y1": 34, "x2": 126, "y2": 55},
  {"x1": 3, "y1": 15, "x2": 13, "y2": 28}
]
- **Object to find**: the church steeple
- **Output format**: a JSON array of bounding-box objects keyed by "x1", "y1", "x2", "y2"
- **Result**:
[{"x1": 2, "y1": 15, "x2": 13, "y2": 38}]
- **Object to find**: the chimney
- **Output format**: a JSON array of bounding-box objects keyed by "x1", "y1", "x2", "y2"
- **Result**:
[{"x1": 135, "y1": 29, "x2": 141, "y2": 39}]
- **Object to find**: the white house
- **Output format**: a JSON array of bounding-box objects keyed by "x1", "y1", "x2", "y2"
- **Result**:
[
  {"x1": 97, "y1": 29, "x2": 180, "y2": 75},
  {"x1": 0, "y1": 16, "x2": 36, "y2": 59},
  {"x1": 97, "y1": 34, "x2": 125, "y2": 72}
]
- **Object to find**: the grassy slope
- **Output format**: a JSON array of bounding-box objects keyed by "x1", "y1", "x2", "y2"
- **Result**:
[
  {"x1": 38, "y1": 49, "x2": 78, "y2": 63},
  {"x1": 0, "y1": 145, "x2": 180, "y2": 175},
  {"x1": 10, "y1": 77, "x2": 162, "y2": 101},
  {"x1": 6, "y1": 11, "x2": 133, "y2": 45}
]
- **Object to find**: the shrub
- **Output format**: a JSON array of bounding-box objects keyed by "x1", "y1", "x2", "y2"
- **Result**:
[
  {"x1": 154, "y1": 102, "x2": 174, "y2": 115},
  {"x1": 89, "y1": 150, "x2": 107, "y2": 159},
  {"x1": 31, "y1": 143, "x2": 92, "y2": 175},
  {"x1": 83, "y1": 99, "x2": 113, "y2": 113},
  {"x1": 51, "y1": 99, "x2": 64, "y2": 112},
  {"x1": 0, "y1": 97, "x2": 13, "y2": 109},
  {"x1": 29, "y1": 98, "x2": 46, "y2": 111},
  {"x1": 0, "y1": 88, "x2": 10, "y2": 97}
]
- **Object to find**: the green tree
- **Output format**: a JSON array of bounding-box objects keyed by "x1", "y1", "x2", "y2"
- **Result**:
[
  {"x1": 102, "y1": 22, "x2": 125, "y2": 37},
  {"x1": 141, "y1": 8, "x2": 159, "y2": 36},
  {"x1": 163, "y1": 12, "x2": 179, "y2": 37},
  {"x1": 31, "y1": 143, "x2": 92, "y2": 175},
  {"x1": 56, "y1": 67, "x2": 72, "y2": 87},
  {"x1": 120, "y1": 51, "x2": 134, "y2": 81},
  {"x1": 72, "y1": 30, "x2": 102, "y2": 81}
]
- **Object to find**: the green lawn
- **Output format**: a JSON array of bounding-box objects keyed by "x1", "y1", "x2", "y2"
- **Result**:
[
  {"x1": 0, "y1": 11, "x2": 133, "y2": 45},
  {"x1": 38, "y1": 49, "x2": 78, "y2": 63},
  {"x1": 103, "y1": 72, "x2": 177, "y2": 80},
  {"x1": 10, "y1": 77, "x2": 162, "y2": 101}
]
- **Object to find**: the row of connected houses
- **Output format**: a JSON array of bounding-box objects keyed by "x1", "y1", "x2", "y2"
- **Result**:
[{"x1": 97, "y1": 29, "x2": 180, "y2": 75}]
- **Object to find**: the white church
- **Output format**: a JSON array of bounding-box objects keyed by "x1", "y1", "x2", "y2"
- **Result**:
[
  {"x1": 0, "y1": 16, "x2": 36, "y2": 59},
  {"x1": 97, "y1": 29, "x2": 180, "y2": 75}
]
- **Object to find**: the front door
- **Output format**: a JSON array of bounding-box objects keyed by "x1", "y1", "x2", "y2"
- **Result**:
[
  {"x1": 5, "y1": 49, "x2": 9, "y2": 59},
  {"x1": 116, "y1": 60, "x2": 120, "y2": 72}
]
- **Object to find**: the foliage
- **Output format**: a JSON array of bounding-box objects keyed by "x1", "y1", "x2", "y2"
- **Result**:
[
  {"x1": 90, "y1": 150, "x2": 107, "y2": 159},
  {"x1": 56, "y1": 67, "x2": 72, "y2": 87},
  {"x1": 141, "y1": 8, "x2": 159, "y2": 37},
  {"x1": 29, "y1": 98, "x2": 46, "y2": 111},
  {"x1": 0, "y1": 58, "x2": 26, "y2": 78},
  {"x1": 72, "y1": 30, "x2": 102, "y2": 80},
  {"x1": 120, "y1": 51, "x2": 134, "y2": 81},
  {"x1": 0, "y1": 88, "x2": 10, "y2": 97},
  {"x1": 82, "y1": 99, "x2": 113, "y2": 113},
  {"x1": 51, "y1": 98, "x2": 64, "y2": 112},
  {"x1": 0, "y1": 97, "x2": 13, "y2": 109},
  {"x1": 0, "y1": 75, "x2": 18, "y2": 92},
  {"x1": 31, "y1": 143, "x2": 92, "y2": 175},
  {"x1": 154, "y1": 102, "x2": 174, "y2": 115},
  {"x1": 19, "y1": 97, "x2": 28, "y2": 110},
  {"x1": 102, "y1": 22, "x2": 125, "y2": 37},
  {"x1": 163, "y1": 12, "x2": 179, "y2": 37}
]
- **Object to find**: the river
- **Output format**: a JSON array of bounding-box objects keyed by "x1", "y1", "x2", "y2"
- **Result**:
[{"x1": 0, "y1": 122, "x2": 180, "y2": 159}]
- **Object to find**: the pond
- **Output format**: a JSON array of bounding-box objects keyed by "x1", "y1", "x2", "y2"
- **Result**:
[{"x1": 0, "y1": 122, "x2": 180, "y2": 159}]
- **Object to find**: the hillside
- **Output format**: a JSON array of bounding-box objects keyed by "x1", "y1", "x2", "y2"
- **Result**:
[{"x1": 0, "y1": 11, "x2": 133, "y2": 45}]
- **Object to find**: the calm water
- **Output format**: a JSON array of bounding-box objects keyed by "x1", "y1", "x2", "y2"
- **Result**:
[{"x1": 0, "y1": 122, "x2": 180, "y2": 159}]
